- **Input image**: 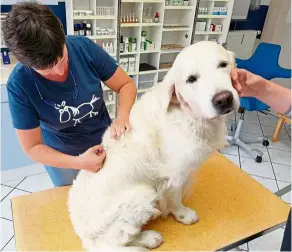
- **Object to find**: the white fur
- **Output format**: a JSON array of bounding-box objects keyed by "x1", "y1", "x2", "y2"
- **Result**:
[{"x1": 68, "y1": 41, "x2": 239, "y2": 251}]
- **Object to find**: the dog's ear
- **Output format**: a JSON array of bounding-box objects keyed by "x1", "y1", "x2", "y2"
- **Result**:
[
  {"x1": 227, "y1": 50, "x2": 236, "y2": 69},
  {"x1": 160, "y1": 66, "x2": 179, "y2": 112}
]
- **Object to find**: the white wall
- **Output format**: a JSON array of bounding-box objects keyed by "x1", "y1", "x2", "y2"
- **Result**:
[
  {"x1": 260, "y1": 0, "x2": 271, "y2": 6},
  {"x1": 261, "y1": 0, "x2": 291, "y2": 88}
]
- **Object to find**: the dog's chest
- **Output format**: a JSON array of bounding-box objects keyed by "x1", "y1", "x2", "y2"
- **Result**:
[{"x1": 161, "y1": 114, "x2": 223, "y2": 166}]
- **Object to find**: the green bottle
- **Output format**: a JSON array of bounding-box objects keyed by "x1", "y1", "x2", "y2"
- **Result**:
[{"x1": 128, "y1": 37, "x2": 133, "y2": 52}]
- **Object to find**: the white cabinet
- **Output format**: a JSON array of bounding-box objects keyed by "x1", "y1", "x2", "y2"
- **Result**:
[{"x1": 227, "y1": 30, "x2": 258, "y2": 59}]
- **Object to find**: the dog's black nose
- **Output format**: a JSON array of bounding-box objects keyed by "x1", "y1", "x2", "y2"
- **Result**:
[{"x1": 212, "y1": 91, "x2": 233, "y2": 114}]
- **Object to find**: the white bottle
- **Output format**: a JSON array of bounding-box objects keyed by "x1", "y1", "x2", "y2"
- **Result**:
[
  {"x1": 106, "y1": 42, "x2": 110, "y2": 53},
  {"x1": 109, "y1": 42, "x2": 114, "y2": 53},
  {"x1": 125, "y1": 37, "x2": 129, "y2": 53},
  {"x1": 102, "y1": 42, "x2": 106, "y2": 51}
]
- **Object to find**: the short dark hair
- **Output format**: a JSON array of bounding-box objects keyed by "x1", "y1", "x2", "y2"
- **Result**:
[{"x1": 2, "y1": 2, "x2": 65, "y2": 70}]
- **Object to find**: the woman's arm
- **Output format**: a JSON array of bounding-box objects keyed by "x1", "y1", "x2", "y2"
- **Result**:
[
  {"x1": 16, "y1": 127, "x2": 106, "y2": 172},
  {"x1": 231, "y1": 68, "x2": 291, "y2": 114},
  {"x1": 104, "y1": 67, "x2": 137, "y2": 139}
]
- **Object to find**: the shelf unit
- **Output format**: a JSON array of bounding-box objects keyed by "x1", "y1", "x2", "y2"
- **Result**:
[
  {"x1": 119, "y1": 0, "x2": 198, "y2": 101},
  {"x1": 66, "y1": 0, "x2": 119, "y2": 119},
  {"x1": 192, "y1": 0, "x2": 234, "y2": 45}
]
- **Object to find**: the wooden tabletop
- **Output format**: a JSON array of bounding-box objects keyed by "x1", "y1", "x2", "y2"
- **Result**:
[{"x1": 12, "y1": 152, "x2": 290, "y2": 251}]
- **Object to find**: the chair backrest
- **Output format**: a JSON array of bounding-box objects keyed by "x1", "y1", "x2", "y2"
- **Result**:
[{"x1": 236, "y1": 42, "x2": 292, "y2": 111}]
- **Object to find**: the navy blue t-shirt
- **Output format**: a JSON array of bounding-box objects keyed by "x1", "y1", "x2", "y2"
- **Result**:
[{"x1": 7, "y1": 36, "x2": 118, "y2": 156}]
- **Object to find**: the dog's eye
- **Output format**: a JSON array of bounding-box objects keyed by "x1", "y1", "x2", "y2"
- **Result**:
[
  {"x1": 218, "y1": 61, "x2": 228, "y2": 68},
  {"x1": 187, "y1": 75, "x2": 199, "y2": 83}
]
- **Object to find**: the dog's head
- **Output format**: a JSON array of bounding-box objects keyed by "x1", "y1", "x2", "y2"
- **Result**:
[{"x1": 164, "y1": 41, "x2": 239, "y2": 119}]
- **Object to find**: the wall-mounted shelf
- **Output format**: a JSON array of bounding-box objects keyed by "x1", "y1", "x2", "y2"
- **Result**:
[
  {"x1": 195, "y1": 31, "x2": 223, "y2": 35},
  {"x1": 121, "y1": 23, "x2": 142, "y2": 27},
  {"x1": 73, "y1": 15, "x2": 116, "y2": 20},
  {"x1": 141, "y1": 23, "x2": 163, "y2": 26},
  {"x1": 165, "y1": 6, "x2": 194, "y2": 10},
  {"x1": 139, "y1": 70, "x2": 158, "y2": 75},
  {"x1": 160, "y1": 48, "x2": 183, "y2": 53},
  {"x1": 140, "y1": 50, "x2": 160, "y2": 54},
  {"x1": 197, "y1": 14, "x2": 228, "y2": 19},
  {"x1": 163, "y1": 27, "x2": 191, "y2": 31},
  {"x1": 86, "y1": 35, "x2": 117, "y2": 40},
  {"x1": 120, "y1": 51, "x2": 138, "y2": 56},
  {"x1": 158, "y1": 68, "x2": 170, "y2": 72},
  {"x1": 122, "y1": 0, "x2": 164, "y2": 2},
  {"x1": 200, "y1": 0, "x2": 230, "y2": 2}
]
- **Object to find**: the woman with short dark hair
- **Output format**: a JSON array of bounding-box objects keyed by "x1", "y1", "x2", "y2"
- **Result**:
[{"x1": 3, "y1": 2, "x2": 137, "y2": 187}]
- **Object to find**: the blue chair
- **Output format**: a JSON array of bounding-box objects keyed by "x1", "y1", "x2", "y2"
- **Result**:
[{"x1": 226, "y1": 42, "x2": 292, "y2": 163}]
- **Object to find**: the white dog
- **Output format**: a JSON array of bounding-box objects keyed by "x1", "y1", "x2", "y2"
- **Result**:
[{"x1": 68, "y1": 41, "x2": 239, "y2": 251}]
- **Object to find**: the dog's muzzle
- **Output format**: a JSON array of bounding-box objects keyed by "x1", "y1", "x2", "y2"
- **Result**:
[{"x1": 212, "y1": 91, "x2": 234, "y2": 115}]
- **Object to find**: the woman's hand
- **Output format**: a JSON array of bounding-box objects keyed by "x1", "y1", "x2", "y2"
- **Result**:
[
  {"x1": 75, "y1": 145, "x2": 106, "y2": 172},
  {"x1": 231, "y1": 68, "x2": 268, "y2": 98},
  {"x1": 110, "y1": 113, "x2": 131, "y2": 140}
]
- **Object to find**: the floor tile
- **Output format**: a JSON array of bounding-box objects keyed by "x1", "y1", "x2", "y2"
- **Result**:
[
  {"x1": 220, "y1": 145, "x2": 239, "y2": 156},
  {"x1": 223, "y1": 154, "x2": 240, "y2": 167},
  {"x1": 239, "y1": 144, "x2": 270, "y2": 162},
  {"x1": 17, "y1": 173, "x2": 54, "y2": 193},
  {"x1": 240, "y1": 157, "x2": 275, "y2": 179},
  {"x1": 1, "y1": 186, "x2": 13, "y2": 201},
  {"x1": 1, "y1": 177, "x2": 25, "y2": 188},
  {"x1": 269, "y1": 149, "x2": 291, "y2": 166},
  {"x1": 248, "y1": 228, "x2": 284, "y2": 251},
  {"x1": 272, "y1": 163, "x2": 291, "y2": 182},
  {"x1": 1, "y1": 189, "x2": 30, "y2": 220},
  {"x1": 261, "y1": 125, "x2": 290, "y2": 140},
  {"x1": 268, "y1": 139, "x2": 291, "y2": 152},
  {"x1": 258, "y1": 113, "x2": 278, "y2": 127},
  {"x1": 239, "y1": 132, "x2": 267, "y2": 147},
  {"x1": 0, "y1": 218, "x2": 14, "y2": 250},
  {"x1": 240, "y1": 111, "x2": 260, "y2": 124},
  {"x1": 242, "y1": 122, "x2": 263, "y2": 135},
  {"x1": 1, "y1": 164, "x2": 45, "y2": 184},
  {"x1": 251, "y1": 175, "x2": 278, "y2": 193},
  {"x1": 277, "y1": 181, "x2": 291, "y2": 204},
  {"x1": 284, "y1": 124, "x2": 291, "y2": 138},
  {"x1": 1, "y1": 236, "x2": 16, "y2": 251}
]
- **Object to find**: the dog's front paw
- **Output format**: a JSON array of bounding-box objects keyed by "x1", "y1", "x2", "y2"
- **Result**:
[
  {"x1": 172, "y1": 206, "x2": 199, "y2": 225},
  {"x1": 138, "y1": 230, "x2": 164, "y2": 249}
]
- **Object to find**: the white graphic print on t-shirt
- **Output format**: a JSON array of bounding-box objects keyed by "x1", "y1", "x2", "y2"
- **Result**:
[{"x1": 54, "y1": 95, "x2": 100, "y2": 126}]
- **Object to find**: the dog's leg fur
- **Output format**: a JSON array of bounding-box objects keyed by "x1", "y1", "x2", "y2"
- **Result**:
[{"x1": 167, "y1": 187, "x2": 199, "y2": 225}]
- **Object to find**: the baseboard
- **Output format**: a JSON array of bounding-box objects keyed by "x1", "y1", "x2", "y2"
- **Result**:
[{"x1": 1, "y1": 164, "x2": 46, "y2": 183}]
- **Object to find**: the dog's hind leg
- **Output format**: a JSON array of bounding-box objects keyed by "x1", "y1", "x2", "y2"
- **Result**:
[{"x1": 166, "y1": 186, "x2": 199, "y2": 225}]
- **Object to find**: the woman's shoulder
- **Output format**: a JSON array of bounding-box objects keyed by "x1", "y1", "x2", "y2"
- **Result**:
[{"x1": 7, "y1": 63, "x2": 29, "y2": 90}]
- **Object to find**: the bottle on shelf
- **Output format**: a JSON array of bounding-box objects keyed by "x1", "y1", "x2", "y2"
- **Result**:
[
  {"x1": 140, "y1": 36, "x2": 146, "y2": 51},
  {"x1": 128, "y1": 37, "x2": 132, "y2": 53},
  {"x1": 125, "y1": 37, "x2": 129, "y2": 53},
  {"x1": 74, "y1": 24, "x2": 79, "y2": 35},
  {"x1": 86, "y1": 23, "x2": 92, "y2": 36},
  {"x1": 154, "y1": 12, "x2": 159, "y2": 23},
  {"x1": 109, "y1": 42, "x2": 114, "y2": 53},
  {"x1": 132, "y1": 37, "x2": 137, "y2": 52},
  {"x1": 120, "y1": 35, "x2": 125, "y2": 53}
]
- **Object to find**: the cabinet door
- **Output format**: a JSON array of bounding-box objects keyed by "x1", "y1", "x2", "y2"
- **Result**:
[{"x1": 1, "y1": 102, "x2": 36, "y2": 171}]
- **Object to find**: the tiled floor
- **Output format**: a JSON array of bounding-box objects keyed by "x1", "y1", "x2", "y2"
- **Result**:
[
  {"x1": 0, "y1": 111, "x2": 291, "y2": 251},
  {"x1": 222, "y1": 110, "x2": 291, "y2": 251}
]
